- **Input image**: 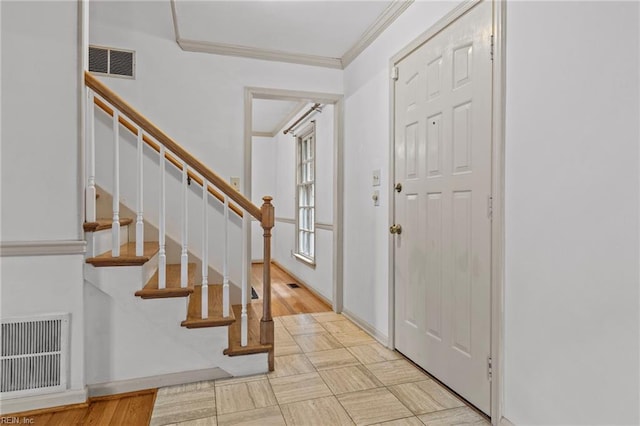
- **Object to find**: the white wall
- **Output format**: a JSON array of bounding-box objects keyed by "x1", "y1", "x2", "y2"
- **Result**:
[
  {"x1": 344, "y1": 0, "x2": 640, "y2": 424},
  {"x1": 1, "y1": 1, "x2": 86, "y2": 410},
  {"x1": 90, "y1": 0, "x2": 342, "y2": 189},
  {"x1": 343, "y1": 0, "x2": 455, "y2": 340},
  {"x1": 503, "y1": 2, "x2": 639, "y2": 424},
  {"x1": 271, "y1": 105, "x2": 334, "y2": 302},
  {"x1": 251, "y1": 136, "x2": 277, "y2": 261},
  {"x1": 1, "y1": 0, "x2": 81, "y2": 240}
]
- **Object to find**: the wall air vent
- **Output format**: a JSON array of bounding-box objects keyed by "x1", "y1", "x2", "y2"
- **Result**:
[
  {"x1": 89, "y1": 45, "x2": 135, "y2": 79},
  {"x1": 0, "y1": 314, "x2": 69, "y2": 399}
]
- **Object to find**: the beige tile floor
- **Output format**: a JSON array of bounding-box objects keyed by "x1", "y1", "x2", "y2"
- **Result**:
[{"x1": 150, "y1": 312, "x2": 489, "y2": 426}]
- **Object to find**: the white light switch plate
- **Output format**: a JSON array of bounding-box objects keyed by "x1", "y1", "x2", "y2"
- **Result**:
[
  {"x1": 373, "y1": 169, "x2": 381, "y2": 186},
  {"x1": 230, "y1": 177, "x2": 240, "y2": 191}
]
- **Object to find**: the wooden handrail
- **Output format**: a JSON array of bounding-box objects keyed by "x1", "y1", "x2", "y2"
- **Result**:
[
  {"x1": 93, "y1": 97, "x2": 244, "y2": 218},
  {"x1": 85, "y1": 71, "x2": 260, "y2": 221}
]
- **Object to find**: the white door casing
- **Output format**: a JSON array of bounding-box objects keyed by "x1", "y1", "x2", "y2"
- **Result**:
[{"x1": 393, "y1": 0, "x2": 493, "y2": 414}]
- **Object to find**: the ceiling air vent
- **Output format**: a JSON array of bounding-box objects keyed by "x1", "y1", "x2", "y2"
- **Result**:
[{"x1": 89, "y1": 45, "x2": 135, "y2": 79}]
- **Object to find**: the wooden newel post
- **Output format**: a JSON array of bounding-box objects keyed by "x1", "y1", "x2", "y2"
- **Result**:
[{"x1": 260, "y1": 196, "x2": 275, "y2": 370}]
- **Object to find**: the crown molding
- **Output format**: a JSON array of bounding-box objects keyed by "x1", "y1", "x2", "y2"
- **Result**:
[
  {"x1": 170, "y1": 0, "x2": 181, "y2": 40},
  {"x1": 177, "y1": 38, "x2": 343, "y2": 69},
  {"x1": 170, "y1": 0, "x2": 413, "y2": 70},
  {"x1": 341, "y1": 0, "x2": 414, "y2": 68}
]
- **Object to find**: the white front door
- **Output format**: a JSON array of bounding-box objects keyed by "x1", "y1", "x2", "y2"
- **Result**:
[{"x1": 393, "y1": 1, "x2": 493, "y2": 414}]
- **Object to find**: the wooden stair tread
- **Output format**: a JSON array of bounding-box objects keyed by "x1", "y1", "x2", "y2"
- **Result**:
[
  {"x1": 181, "y1": 285, "x2": 236, "y2": 328},
  {"x1": 224, "y1": 303, "x2": 271, "y2": 356},
  {"x1": 86, "y1": 242, "x2": 159, "y2": 267},
  {"x1": 84, "y1": 218, "x2": 133, "y2": 232},
  {"x1": 135, "y1": 263, "x2": 196, "y2": 299}
]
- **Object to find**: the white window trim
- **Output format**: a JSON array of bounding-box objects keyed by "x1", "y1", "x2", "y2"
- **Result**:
[{"x1": 295, "y1": 122, "x2": 316, "y2": 266}]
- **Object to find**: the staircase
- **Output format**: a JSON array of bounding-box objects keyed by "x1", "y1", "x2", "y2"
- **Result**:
[{"x1": 82, "y1": 71, "x2": 275, "y2": 388}]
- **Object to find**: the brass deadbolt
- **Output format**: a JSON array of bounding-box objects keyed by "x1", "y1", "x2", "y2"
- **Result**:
[{"x1": 390, "y1": 224, "x2": 402, "y2": 235}]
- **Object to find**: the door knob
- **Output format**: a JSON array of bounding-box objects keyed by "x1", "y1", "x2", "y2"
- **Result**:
[
  {"x1": 395, "y1": 183, "x2": 402, "y2": 193},
  {"x1": 390, "y1": 224, "x2": 402, "y2": 235}
]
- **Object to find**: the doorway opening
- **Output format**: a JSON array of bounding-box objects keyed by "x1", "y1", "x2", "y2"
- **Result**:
[{"x1": 244, "y1": 87, "x2": 344, "y2": 315}]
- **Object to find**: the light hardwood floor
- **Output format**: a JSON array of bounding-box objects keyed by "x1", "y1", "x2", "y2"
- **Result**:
[
  {"x1": 251, "y1": 263, "x2": 332, "y2": 316},
  {"x1": 6, "y1": 389, "x2": 157, "y2": 425}
]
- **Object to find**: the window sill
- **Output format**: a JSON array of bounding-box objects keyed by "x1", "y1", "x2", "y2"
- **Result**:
[{"x1": 293, "y1": 252, "x2": 316, "y2": 269}]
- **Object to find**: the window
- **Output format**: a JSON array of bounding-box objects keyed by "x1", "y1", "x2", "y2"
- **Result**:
[{"x1": 295, "y1": 123, "x2": 315, "y2": 264}]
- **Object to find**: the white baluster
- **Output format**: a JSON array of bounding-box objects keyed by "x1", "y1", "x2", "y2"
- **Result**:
[
  {"x1": 181, "y1": 163, "x2": 188, "y2": 288},
  {"x1": 201, "y1": 180, "x2": 209, "y2": 319},
  {"x1": 158, "y1": 145, "x2": 166, "y2": 289},
  {"x1": 135, "y1": 129, "x2": 144, "y2": 256},
  {"x1": 223, "y1": 196, "x2": 229, "y2": 317},
  {"x1": 85, "y1": 90, "x2": 96, "y2": 223},
  {"x1": 241, "y1": 215, "x2": 248, "y2": 346},
  {"x1": 112, "y1": 110, "x2": 120, "y2": 257}
]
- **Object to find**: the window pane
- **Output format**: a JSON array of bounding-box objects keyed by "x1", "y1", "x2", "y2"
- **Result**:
[
  {"x1": 299, "y1": 186, "x2": 307, "y2": 206},
  {"x1": 309, "y1": 161, "x2": 314, "y2": 181},
  {"x1": 299, "y1": 232, "x2": 304, "y2": 252},
  {"x1": 309, "y1": 233, "x2": 315, "y2": 257},
  {"x1": 304, "y1": 232, "x2": 310, "y2": 256}
]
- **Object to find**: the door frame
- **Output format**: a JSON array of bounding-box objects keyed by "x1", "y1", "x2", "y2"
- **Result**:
[
  {"x1": 387, "y1": 0, "x2": 506, "y2": 423},
  {"x1": 244, "y1": 87, "x2": 344, "y2": 313}
]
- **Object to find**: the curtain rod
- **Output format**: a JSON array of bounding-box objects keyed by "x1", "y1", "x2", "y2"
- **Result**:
[{"x1": 283, "y1": 103, "x2": 322, "y2": 135}]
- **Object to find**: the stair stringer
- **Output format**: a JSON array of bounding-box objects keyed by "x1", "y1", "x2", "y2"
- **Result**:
[{"x1": 84, "y1": 262, "x2": 268, "y2": 388}]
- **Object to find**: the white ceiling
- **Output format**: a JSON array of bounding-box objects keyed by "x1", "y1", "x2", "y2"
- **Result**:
[
  {"x1": 252, "y1": 99, "x2": 306, "y2": 135},
  {"x1": 172, "y1": 0, "x2": 412, "y2": 69}
]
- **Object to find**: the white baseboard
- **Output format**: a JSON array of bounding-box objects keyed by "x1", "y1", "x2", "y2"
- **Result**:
[
  {"x1": 499, "y1": 416, "x2": 515, "y2": 426},
  {"x1": 341, "y1": 308, "x2": 389, "y2": 346},
  {"x1": 87, "y1": 367, "x2": 230, "y2": 398},
  {"x1": 0, "y1": 388, "x2": 87, "y2": 415}
]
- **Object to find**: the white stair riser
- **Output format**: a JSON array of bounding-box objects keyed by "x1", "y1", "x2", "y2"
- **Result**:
[
  {"x1": 85, "y1": 224, "x2": 130, "y2": 258},
  {"x1": 83, "y1": 251, "x2": 157, "y2": 290}
]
